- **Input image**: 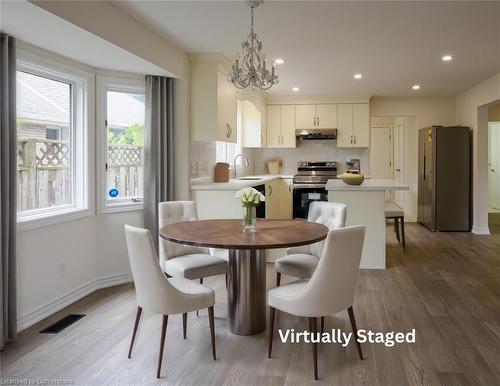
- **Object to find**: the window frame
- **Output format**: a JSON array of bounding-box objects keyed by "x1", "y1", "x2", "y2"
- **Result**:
[
  {"x1": 96, "y1": 75, "x2": 145, "y2": 214},
  {"x1": 16, "y1": 50, "x2": 94, "y2": 232}
]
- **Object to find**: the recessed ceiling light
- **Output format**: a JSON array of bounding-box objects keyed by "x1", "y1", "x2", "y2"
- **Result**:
[
  {"x1": 292, "y1": 87, "x2": 300, "y2": 92},
  {"x1": 412, "y1": 84, "x2": 421, "y2": 90},
  {"x1": 354, "y1": 74, "x2": 363, "y2": 79},
  {"x1": 442, "y1": 55, "x2": 453, "y2": 62},
  {"x1": 274, "y1": 58, "x2": 284, "y2": 65}
]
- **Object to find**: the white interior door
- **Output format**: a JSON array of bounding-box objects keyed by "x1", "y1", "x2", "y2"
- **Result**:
[
  {"x1": 370, "y1": 126, "x2": 393, "y2": 178},
  {"x1": 370, "y1": 125, "x2": 393, "y2": 200},
  {"x1": 488, "y1": 122, "x2": 500, "y2": 210},
  {"x1": 393, "y1": 120, "x2": 405, "y2": 207}
]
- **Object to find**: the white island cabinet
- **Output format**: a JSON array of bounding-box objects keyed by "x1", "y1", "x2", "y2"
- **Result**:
[{"x1": 326, "y1": 179, "x2": 409, "y2": 269}]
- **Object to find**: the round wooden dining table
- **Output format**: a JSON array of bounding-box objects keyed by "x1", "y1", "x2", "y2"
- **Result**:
[{"x1": 159, "y1": 219, "x2": 329, "y2": 335}]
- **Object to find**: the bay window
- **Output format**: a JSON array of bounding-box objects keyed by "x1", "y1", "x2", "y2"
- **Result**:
[
  {"x1": 97, "y1": 76, "x2": 145, "y2": 212},
  {"x1": 16, "y1": 52, "x2": 92, "y2": 229}
]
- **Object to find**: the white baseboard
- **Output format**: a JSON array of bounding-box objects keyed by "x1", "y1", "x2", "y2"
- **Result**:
[
  {"x1": 17, "y1": 272, "x2": 132, "y2": 332},
  {"x1": 471, "y1": 226, "x2": 491, "y2": 235}
]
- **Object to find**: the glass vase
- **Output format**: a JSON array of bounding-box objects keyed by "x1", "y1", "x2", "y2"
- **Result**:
[{"x1": 242, "y1": 205, "x2": 257, "y2": 233}]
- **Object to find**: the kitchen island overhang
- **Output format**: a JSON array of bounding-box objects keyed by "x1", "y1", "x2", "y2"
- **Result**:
[{"x1": 326, "y1": 179, "x2": 410, "y2": 269}]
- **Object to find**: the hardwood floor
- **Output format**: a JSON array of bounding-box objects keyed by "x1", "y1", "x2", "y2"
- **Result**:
[{"x1": 2, "y1": 218, "x2": 500, "y2": 385}]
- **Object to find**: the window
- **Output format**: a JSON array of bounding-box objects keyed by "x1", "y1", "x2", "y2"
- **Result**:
[
  {"x1": 16, "y1": 53, "x2": 92, "y2": 228},
  {"x1": 45, "y1": 127, "x2": 60, "y2": 140},
  {"x1": 97, "y1": 77, "x2": 145, "y2": 212}
]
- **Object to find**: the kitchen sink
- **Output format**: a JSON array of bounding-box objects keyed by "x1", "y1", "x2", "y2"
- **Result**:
[{"x1": 237, "y1": 177, "x2": 263, "y2": 181}]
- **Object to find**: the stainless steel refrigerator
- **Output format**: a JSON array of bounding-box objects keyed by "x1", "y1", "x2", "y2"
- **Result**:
[{"x1": 418, "y1": 126, "x2": 471, "y2": 231}]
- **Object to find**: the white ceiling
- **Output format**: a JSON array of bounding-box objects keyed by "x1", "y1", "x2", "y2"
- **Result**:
[
  {"x1": 114, "y1": 0, "x2": 500, "y2": 97},
  {"x1": 1, "y1": 0, "x2": 170, "y2": 76}
]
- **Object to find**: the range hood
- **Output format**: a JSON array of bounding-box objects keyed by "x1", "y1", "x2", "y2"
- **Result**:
[{"x1": 295, "y1": 128, "x2": 337, "y2": 140}]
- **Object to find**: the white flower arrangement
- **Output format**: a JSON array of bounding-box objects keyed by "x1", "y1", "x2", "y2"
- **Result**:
[{"x1": 235, "y1": 187, "x2": 265, "y2": 207}]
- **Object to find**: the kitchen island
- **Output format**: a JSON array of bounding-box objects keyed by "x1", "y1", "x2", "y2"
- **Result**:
[{"x1": 326, "y1": 179, "x2": 409, "y2": 269}]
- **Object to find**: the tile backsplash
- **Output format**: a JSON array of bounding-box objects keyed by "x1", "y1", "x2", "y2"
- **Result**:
[
  {"x1": 253, "y1": 140, "x2": 370, "y2": 175},
  {"x1": 190, "y1": 140, "x2": 369, "y2": 181}
]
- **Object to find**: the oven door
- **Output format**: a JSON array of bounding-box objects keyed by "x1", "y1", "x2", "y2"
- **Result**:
[{"x1": 293, "y1": 185, "x2": 328, "y2": 219}]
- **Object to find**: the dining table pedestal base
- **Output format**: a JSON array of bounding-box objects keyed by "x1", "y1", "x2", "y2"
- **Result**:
[{"x1": 227, "y1": 249, "x2": 266, "y2": 335}]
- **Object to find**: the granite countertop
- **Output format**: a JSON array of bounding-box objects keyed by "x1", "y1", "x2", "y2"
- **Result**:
[
  {"x1": 326, "y1": 178, "x2": 410, "y2": 191},
  {"x1": 191, "y1": 175, "x2": 294, "y2": 190}
]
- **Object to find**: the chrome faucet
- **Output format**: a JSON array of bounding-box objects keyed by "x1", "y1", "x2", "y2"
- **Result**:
[{"x1": 233, "y1": 153, "x2": 250, "y2": 179}]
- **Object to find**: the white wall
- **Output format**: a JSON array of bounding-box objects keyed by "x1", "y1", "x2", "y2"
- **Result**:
[
  {"x1": 454, "y1": 73, "x2": 500, "y2": 234},
  {"x1": 13, "y1": 2, "x2": 190, "y2": 330}
]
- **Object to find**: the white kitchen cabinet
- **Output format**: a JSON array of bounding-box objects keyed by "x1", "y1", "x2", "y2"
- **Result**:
[
  {"x1": 353, "y1": 103, "x2": 370, "y2": 147},
  {"x1": 316, "y1": 104, "x2": 338, "y2": 128},
  {"x1": 337, "y1": 104, "x2": 353, "y2": 147},
  {"x1": 266, "y1": 105, "x2": 296, "y2": 148},
  {"x1": 295, "y1": 104, "x2": 317, "y2": 129},
  {"x1": 281, "y1": 105, "x2": 296, "y2": 148},
  {"x1": 191, "y1": 58, "x2": 237, "y2": 143},
  {"x1": 337, "y1": 103, "x2": 370, "y2": 147},
  {"x1": 296, "y1": 104, "x2": 337, "y2": 129},
  {"x1": 266, "y1": 105, "x2": 281, "y2": 148}
]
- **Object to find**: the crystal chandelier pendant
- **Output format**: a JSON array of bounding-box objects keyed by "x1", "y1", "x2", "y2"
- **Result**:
[{"x1": 228, "y1": 0, "x2": 279, "y2": 91}]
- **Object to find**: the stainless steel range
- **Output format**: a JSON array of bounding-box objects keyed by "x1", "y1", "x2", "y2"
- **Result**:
[{"x1": 293, "y1": 161, "x2": 337, "y2": 218}]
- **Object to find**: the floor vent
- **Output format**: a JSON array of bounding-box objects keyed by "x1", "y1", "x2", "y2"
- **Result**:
[{"x1": 39, "y1": 314, "x2": 85, "y2": 334}]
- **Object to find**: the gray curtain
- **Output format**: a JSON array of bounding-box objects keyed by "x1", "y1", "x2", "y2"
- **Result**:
[
  {"x1": 144, "y1": 76, "x2": 174, "y2": 247},
  {"x1": 0, "y1": 33, "x2": 17, "y2": 349}
]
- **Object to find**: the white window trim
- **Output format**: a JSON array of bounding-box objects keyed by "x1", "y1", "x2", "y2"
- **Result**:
[
  {"x1": 96, "y1": 75, "x2": 145, "y2": 214},
  {"x1": 16, "y1": 50, "x2": 95, "y2": 232}
]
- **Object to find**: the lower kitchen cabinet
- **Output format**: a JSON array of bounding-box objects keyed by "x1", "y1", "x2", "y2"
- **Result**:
[
  {"x1": 266, "y1": 179, "x2": 293, "y2": 220},
  {"x1": 265, "y1": 180, "x2": 281, "y2": 219}
]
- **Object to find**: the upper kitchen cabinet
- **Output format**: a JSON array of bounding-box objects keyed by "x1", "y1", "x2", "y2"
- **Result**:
[
  {"x1": 190, "y1": 56, "x2": 237, "y2": 143},
  {"x1": 337, "y1": 103, "x2": 370, "y2": 147},
  {"x1": 295, "y1": 104, "x2": 316, "y2": 129},
  {"x1": 266, "y1": 105, "x2": 296, "y2": 148},
  {"x1": 296, "y1": 104, "x2": 337, "y2": 129}
]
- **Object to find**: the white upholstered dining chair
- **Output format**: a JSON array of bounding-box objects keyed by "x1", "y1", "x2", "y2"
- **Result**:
[
  {"x1": 159, "y1": 201, "x2": 228, "y2": 285},
  {"x1": 124, "y1": 225, "x2": 217, "y2": 379},
  {"x1": 275, "y1": 201, "x2": 347, "y2": 286},
  {"x1": 267, "y1": 225, "x2": 366, "y2": 380}
]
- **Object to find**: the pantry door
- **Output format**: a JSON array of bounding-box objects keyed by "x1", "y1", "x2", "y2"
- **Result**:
[{"x1": 489, "y1": 122, "x2": 500, "y2": 210}]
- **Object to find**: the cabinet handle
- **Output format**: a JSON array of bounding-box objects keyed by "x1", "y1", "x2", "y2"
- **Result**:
[
  {"x1": 354, "y1": 135, "x2": 357, "y2": 144},
  {"x1": 313, "y1": 117, "x2": 316, "y2": 126},
  {"x1": 269, "y1": 185, "x2": 273, "y2": 196},
  {"x1": 350, "y1": 135, "x2": 353, "y2": 144},
  {"x1": 226, "y1": 123, "x2": 231, "y2": 138},
  {"x1": 317, "y1": 116, "x2": 319, "y2": 126}
]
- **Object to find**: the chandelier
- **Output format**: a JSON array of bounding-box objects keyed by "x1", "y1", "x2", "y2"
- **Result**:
[{"x1": 228, "y1": 1, "x2": 278, "y2": 90}]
